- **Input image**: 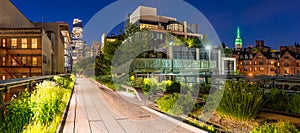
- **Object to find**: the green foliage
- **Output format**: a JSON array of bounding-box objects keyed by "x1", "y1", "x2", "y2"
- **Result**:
[
  {"x1": 1, "y1": 75, "x2": 75, "y2": 133},
  {"x1": 166, "y1": 82, "x2": 181, "y2": 93},
  {"x1": 73, "y1": 57, "x2": 95, "y2": 75},
  {"x1": 1, "y1": 90, "x2": 32, "y2": 133},
  {"x1": 31, "y1": 81, "x2": 69, "y2": 124},
  {"x1": 157, "y1": 92, "x2": 194, "y2": 116},
  {"x1": 265, "y1": 88, "x2": 289, "y2": 111},
  {"x1": 251, "y1": 121, "x2": 299, "y2": 133},
  {"x1": 22, "y1": 122, "x2": 48, "y2": 133},
  {"x1": 186, "y1": 118, "x2": 215, "y2": 132},
  {"x1": 216, "y1": 80, "x2": 265, "y2": 121},
  {"x1": 193, "y1": 83, "x2": 211, "y2": 94},
  {"x1": 142, "y1": 78, "x2": 164, "y2": 94},
  {"x1": 157, "y1": 94, "x2": 177, "y2": 113},
  {"x1": 177, "y1": 92, "x2": 194, "y2": 114},
  {"x1": 288, "y1": 94, "x2": 300, "y2": 114},
  {"x1": 95, "y1": 23, "x2": 143, "y2": 77}
]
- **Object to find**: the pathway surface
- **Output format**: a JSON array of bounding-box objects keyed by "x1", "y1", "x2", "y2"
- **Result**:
[{"x1": 62, "y1": 78, "x2": 205, "y2": 133}]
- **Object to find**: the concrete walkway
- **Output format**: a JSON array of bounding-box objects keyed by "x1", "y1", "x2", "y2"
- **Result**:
[{"x1": 62, "y1": 78, "x2": 206, "y2": 133}]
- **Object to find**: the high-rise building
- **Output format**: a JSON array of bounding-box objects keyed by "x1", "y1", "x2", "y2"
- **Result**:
[
  {"x1": 71, "y1": 18, "x2": 86, "y2": 64},
  {"x1": 235, "y1": 26, "x2": 243, "y2": 50}
]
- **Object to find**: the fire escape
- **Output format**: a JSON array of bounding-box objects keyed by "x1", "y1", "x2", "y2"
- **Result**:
[{"x1": 0, "y1": 46, "x2": 23, "y2": 79}]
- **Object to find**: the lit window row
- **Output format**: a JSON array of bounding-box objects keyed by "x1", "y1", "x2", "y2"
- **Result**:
[
  {"x1": 1, "y1": 56, "x2": 38, "y2": 66},
  {"x1": 1, "y1": 38, "x2": 38, "y2": 48}
]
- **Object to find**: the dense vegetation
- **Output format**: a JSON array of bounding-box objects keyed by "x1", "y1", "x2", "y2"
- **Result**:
[
  {"x1": 215, "y1": 80, "x2": 265, "y2": 121},
  {"x1": 0, "y1": 75, "x2": 75, "y2": 133},
  {"x1": 251, "y1": 121, "x2": 299, "y2": 133}
]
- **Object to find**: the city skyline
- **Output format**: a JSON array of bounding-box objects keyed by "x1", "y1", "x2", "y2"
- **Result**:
[{"x1": 11, "y1": 0, "x2": 300, "y2": 49}]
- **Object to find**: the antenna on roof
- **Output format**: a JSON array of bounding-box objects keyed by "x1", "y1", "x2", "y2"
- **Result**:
[{"x1": 40, "y1": 16, "x2": 46, "y2": 27}]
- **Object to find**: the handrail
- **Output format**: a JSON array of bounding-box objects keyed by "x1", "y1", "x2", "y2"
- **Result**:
[{"x1": 0, "y1": 74, "x2": 70, "y2": 88}]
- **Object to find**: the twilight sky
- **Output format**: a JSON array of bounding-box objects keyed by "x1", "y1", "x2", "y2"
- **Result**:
[{"x1": 11, "y1": 0, "x2": 300, "y2": 50}]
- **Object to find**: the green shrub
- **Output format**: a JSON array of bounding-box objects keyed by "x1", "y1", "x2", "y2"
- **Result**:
[
  {"x1": 31, "y1": 81, "x2": 66, "y2": 124},
  {"x1": 157, "y1": 92, "x2": 195, "y2": 116},
  {"x1": 216, "y1": 80, "x2": 265, "y2": 121},
  {"x1": 1, "y1": 75, "x2": 75, "y2": 133},
  {"x1": 1, "y1": 90, "x2": 32, "y2": 133},
  {"x1": 251, "y1": 121, "x2": 299, "y2": 133},
  {"x1": 288, "y1": 94, "x2": 300, "y2": 114},
  {"x1": 177, "y1": 92, "x2": 194, "y2": 114},
  {"x1": 193, "y1": 83, "x2": 210, "y2": 94},
  {"x1": 186, "y1": 118, "x2": 215, "y2": 132},
  {"x1": 265, "y1": 88, "x2": 289, "y2": 111},
  {"x1": 157, "y1": 94, "x2": 177, "y2": 113},
  {"x1": 142, "y1": 78, "x2": 162, "y2": 94},
  {"x1": 166, "y1": 82, "x2": 181, "y2": 93}
]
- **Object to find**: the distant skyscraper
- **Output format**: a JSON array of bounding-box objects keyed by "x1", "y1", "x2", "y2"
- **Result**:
[
  {"x1": 72, "y1": 18, "x2": 83, "y2": 40},
  {"x1": 71, "y1": 18, "x2": 93, "y2": 65},
  {"x1": 235, "y1": 26, "x2": 243, "y2": 50}
]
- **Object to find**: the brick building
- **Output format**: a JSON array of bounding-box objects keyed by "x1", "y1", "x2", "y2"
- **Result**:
[
  {"x1": 0, "y1": 0, "x2": 71, "y2": 80},
  {"x1": 234, "y1": 41, "x2": 300, "y2": 76}
]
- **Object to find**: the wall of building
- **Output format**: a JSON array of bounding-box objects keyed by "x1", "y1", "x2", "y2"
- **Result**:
[{"x1": 41, "y1": 32, "x2": 52, "y2": 75}]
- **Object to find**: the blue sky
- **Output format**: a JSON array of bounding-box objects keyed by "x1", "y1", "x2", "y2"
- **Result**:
[{"x1": 11, "y1": 0, "x2": 300, "y2": 49}]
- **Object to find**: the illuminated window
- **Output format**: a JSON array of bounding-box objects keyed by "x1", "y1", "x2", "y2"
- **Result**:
[
  {"x1": 2, "y1": 57, "x2": 5, "y2": 66},
  {"x1": 140, "y1": 23, "x2": 158, "y2": 30},
  {"x1": 32, "y1": 57, "x2": 37, "y2": 66},
  {"x1": 22, "y1": 57, "x2": 26, "y2": 66},
  {"x1": 270, "y1": 61, "x2": 274, "y2": 65},
  {"x1": 12, "y1": 58, "x2": 17, "y2": 66},
  {"x1": 32, "y1": 38, "x2": 38, "y2": 48},
  {"x1": 2, "y1": 39, "x2": 6, "y2": 47},
  {"x1": 22, "y1": 75, "x2": 27, "y2": 78},
  {"x1": 21, "y1": 38, "x2": 27, "y2": 48},
  {"x1": 277, "y1": 63, "x2": 280, "y2": 66},
  {"x1": 2, "y1": 75, "x2": 5, "y2": 80},
  {"x1": 259, "y1": 67, "x2": 264, "y2": 71},
  {"x1": 285, "y1": 69, "x2": 289, "y2": 74},
  {"x1": 11, "y1": 38, "x2": 17, "y2": 48}
]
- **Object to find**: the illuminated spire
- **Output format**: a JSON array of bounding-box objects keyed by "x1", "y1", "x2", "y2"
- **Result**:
[
  {"x1": 237, "y1": 26, "x2": 240, "y2": 38},
  {"x1": 235, "y1": 26, "x2": 242, "y2": 49}
]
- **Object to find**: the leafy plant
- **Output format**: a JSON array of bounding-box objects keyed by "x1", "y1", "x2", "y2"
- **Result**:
[
  {"x1": 1, "y1": 75, "x2": 75, "y2": 133},
  {"x1": 287, "y1": 94, "x2": 300, "y2": 114},
  {"x1": 185, "y1": 118, "x2": 215, "y2": 132},
  {"x1": 216, "y1": 80, "x2": 265, "y2": 121},
  {"x1": 157, "y1": 94, "x2": 178, "y2": 113},
  {"x1": 157, "y1": 92, "x2": 195, "y2": 116},
  {"x1": 1, "y1": 90, "x2": 32, "y2": 133},
  {"x1": 265, "y1": 88, "x2": 289, "y2": 111},
  {"x1": 166, "y1": 82, "x2": 181, "y2": 93},
  {"x1": 251, "y1": 121, "x2": 299, "y2": 133}
]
